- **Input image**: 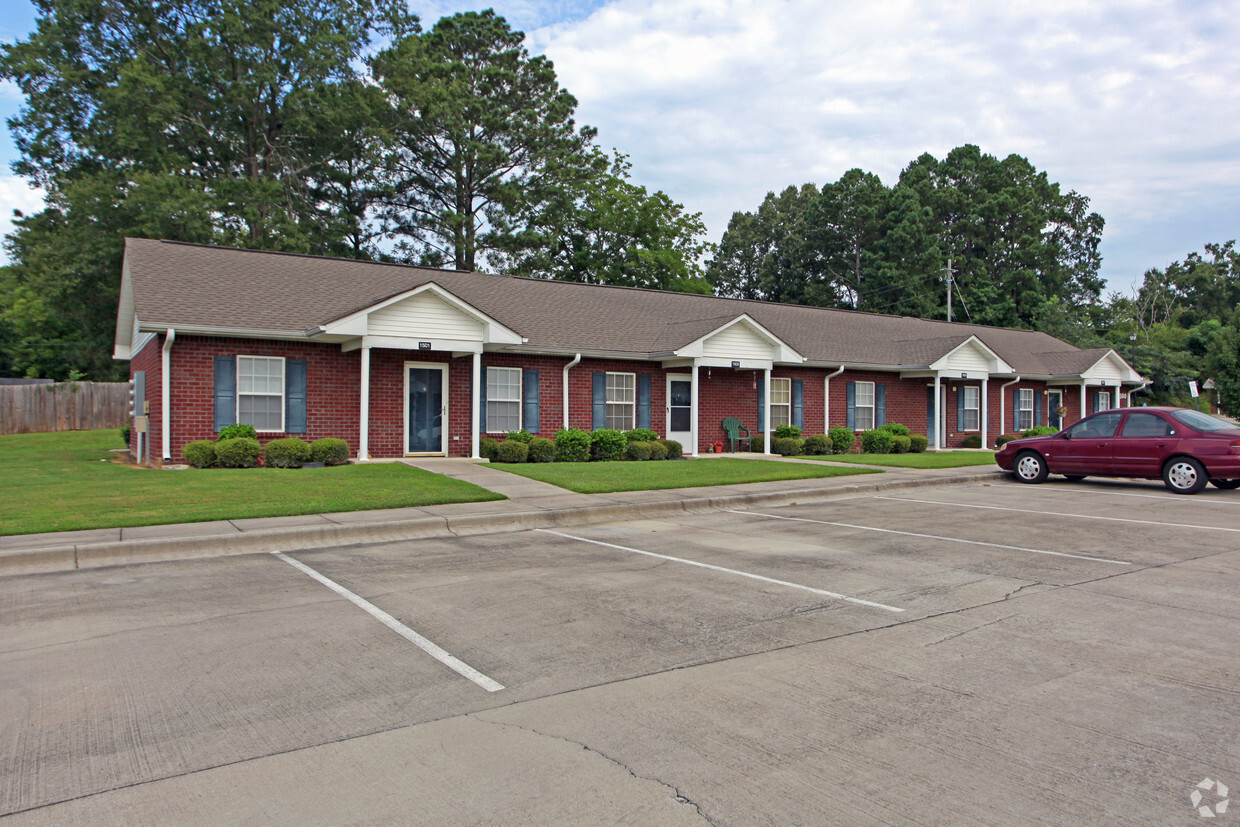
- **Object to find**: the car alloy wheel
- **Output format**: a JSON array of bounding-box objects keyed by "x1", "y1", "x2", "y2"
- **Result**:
[
  {"x1": 1163, "y1": 457, "x2": 1208, "y2": 494},
  {"x1": 1015, "y1": 451, "x2": 1047, "y2": 484}
]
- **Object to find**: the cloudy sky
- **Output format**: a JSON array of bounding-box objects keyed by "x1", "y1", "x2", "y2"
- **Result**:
[{"x1": 2, "y1": 0, "x2": 1238, "y2": 295}]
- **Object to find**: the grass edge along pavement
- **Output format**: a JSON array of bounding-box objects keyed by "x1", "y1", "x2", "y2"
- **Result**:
[
  {"x1": 789, "y1": 451, "x2": 997, "y2": 469},
  {"x1": 489, "y1": 456, "x2": 880, "y2": 494},
  {"x1": 0, "y1": 430, "x2": 504, "y2": 536}
]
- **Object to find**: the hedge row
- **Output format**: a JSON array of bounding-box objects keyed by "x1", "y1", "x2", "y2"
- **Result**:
[
  {"x1": 182, "y1": 426, "x2": 350, "y2": 469},
  {"x1": 483, "y1": 428, "x2": 682, "y2": 464}
]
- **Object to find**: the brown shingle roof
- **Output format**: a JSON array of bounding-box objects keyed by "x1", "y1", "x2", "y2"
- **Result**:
[{"x1": 122, "y1": 238, "x2": 1111, "y2": 377}]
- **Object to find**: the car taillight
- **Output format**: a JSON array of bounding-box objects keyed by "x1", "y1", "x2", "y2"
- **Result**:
[{"x1": 1230, "y1": 440, "x2": 1240, "y2": 455}]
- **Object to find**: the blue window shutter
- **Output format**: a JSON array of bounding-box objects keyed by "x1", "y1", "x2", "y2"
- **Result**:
[
  {"x1": 1013, "y1": 389, "x2": 1020, "y2": 431},
  {"x1": 926, "y1": 385, "x2": 935, "y2": 441},
  {"x1": 214, "y1": 356, "x2": 236, "y2": 432},
  {"x1": 592, "y1": 372, "x2": 606, "y2": 430},
  {"x1": 637, "y1": 374, "x2": 651, "y2": 430},
  {"x1": 1034, "y1": 390, "x2": 1043, "y2": 426},
  {"x1": 876, "y1": 384, "x2": 886, "y2": 427},
  {"x1": 523, "y1": 369, "x2": 540, "y2": 434},
  {"x1": 758, "y1": 380, "x2": 765, "y2": 431},
  {"x1": 957, "y1": 385, "x2": 965, "y2": 429},
  {"x1": 792, "y1": 380, "x2": 804, "y2": 429},
  {"x1": 846, "y1": 382, "x2": 856, "y2": 430},
  {"x1": 285, "y1": 360, "x2": 307, "y2": 434},
  {"x1": 479, "y1": 367, "x2": 488, "y2": 433},
  {"x1": 1092, "y1": 391, "x2": 1100, "y2": 413}
]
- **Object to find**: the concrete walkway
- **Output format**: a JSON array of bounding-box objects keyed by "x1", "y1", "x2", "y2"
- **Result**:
[{"x1": 0, "y1": 456, "x2": 1004, "y2": 577}]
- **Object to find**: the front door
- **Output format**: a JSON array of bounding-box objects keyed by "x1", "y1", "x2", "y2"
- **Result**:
[
  {"x1": 667, "y1": 374, "x2": 693, "y2": 447},
  {"x1": 1047, "y1": 390, "x2": 1063, "y2": 430},
  {"x1": 406, "y1": 364, "x2": 446, "y2": 454}
]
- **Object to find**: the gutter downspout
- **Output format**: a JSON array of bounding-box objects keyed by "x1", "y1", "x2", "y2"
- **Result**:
[
  {"x1": 563, "y1": 353, "x2": 581, "y2": 430},
  {"x1": 1129, "y1": 380, "x2": 1151, "y2": 405},
  {"x1": 161, "y1": 328, "x2": 175, "y2": 462},
  {"x1": 999, "y1": 376, "x2": 1020, "y2": 436},
  {"x1": 823, "y1": 365, "x2": 845, "y2": 430}
]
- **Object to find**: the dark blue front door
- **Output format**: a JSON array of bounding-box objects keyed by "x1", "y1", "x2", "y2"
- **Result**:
[{"x1": 408, "y1": 367, "x2": 443, "y2": 453}]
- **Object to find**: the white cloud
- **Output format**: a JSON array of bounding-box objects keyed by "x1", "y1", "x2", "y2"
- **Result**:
[
  {"x1": 521, "y1": 0, "x2": 1240, "y2": 292},
  {"x1": 0, "y1": 176, "x2": 45, "y2": 249}
]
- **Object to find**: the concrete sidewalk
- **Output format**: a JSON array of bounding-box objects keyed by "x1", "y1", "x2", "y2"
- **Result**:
[{"x1": 0, "y1": 457, "x2": 1004, "y2": 577}]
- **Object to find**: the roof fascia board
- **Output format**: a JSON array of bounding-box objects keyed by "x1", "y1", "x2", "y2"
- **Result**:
[
  {"x1": 674, "y1": 313, "x2": 806, "y2": 363},
  {"x1": 320, "y1": 282, "x2": 522, "y2": 345},
  {"x1": 112, "y1": 256, "x2": 135, "y2": 354},
  {"x1": 139, "y1": 322, "x2": 312, "y2": 341},
  {"x1": 927, "y1": 335, "x2": 1015, "y2": 374},
  {"x1": 1079, "y1": 349, "x2": 1142, "y2": 382}
]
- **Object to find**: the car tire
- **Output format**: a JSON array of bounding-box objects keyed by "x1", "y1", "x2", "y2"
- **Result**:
[
  {"x1": 1162, "y1": 457, "x2": 1208, "y2": 494},
  {"x1": 1063, "y1": 475, "x2": 1086, "y2": 482},
  {"x1": 1209, "y1": 478, "x2": 1240, "y2": 490},
  {"x1": 1014, "y1": 451, "x2": 1048, "y2": 484}
]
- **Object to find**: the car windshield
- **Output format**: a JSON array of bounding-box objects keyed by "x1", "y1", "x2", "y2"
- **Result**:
[{"x1": 1170, "y1": 409, "x2": 1240, "y2": 432}]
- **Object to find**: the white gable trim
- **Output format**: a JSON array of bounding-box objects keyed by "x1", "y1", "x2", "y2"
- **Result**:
[
  {"x1": 318, "y1": 282, "x2": 522, "y2": 345},
  {"x1": 1079, "y1": 350, "x2": 1142, "y2": 383},
  {"x1": 674, "y1": 314, "x2": 805, "y2": 364},
  {"x1": 927, "y1": 336, "x2": 1014, "y2": 375}
]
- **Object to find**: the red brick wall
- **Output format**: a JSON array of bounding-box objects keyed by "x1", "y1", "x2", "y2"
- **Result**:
[{"x1": 129, "y1": 336, "x2": 162, "y2": 464}]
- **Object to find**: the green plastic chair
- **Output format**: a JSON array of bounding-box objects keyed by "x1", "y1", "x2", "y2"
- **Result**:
[{"x1": 722, "y1": 417, "x2": 751, "y2": 453}]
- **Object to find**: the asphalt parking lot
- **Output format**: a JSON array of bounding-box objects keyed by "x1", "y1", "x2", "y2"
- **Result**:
[{"x1": 2, "y1": 477, "x2": 1238, "y2": 824}]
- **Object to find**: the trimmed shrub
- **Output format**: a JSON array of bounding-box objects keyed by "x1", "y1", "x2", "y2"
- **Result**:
[
  {"x1": 994, "y1": 433, "x2": 1021, "y2": 448},
  {"x1": 527, "y1": 437, "x2": 555, "y2": 463},
  {"x1": 960, "y1": 434, "x2": 983, "y2": 449},
  {"x1": 503, "y1": 429, "x2": 532, "y2": 444},
  {"x1": 263, "y1": 437, "x2": 312, "y2": 468},
  {"x1": 1022, "y1": 426, "x2": 1058, "y2": 437},
  {"x1": 309, "y1": 437, "x2": 350, "y2": 466},
  {"x1": 555, "y1": 428, "x2": 592, "y2": 462},
  {"x1": 891, "y1": 435, "x2": 912, "y2": 453},
  {"x1": 771, "y1": 436, "x2": 804, "y2": 456},
  {"x1": 183, "y1": 440, "x2": 217, "y2": 468},
  {"x1": 495, "y1": 440, "x2": 529, "y2": 463},
  {"x1": 860, "y1": 429, "x2": 894, "y2": 454},
  {"x1": 880, "y1": 422, "x2": 910, "y2": 436},
  {"x1": 908, "y1": 434, "x2": 930, "y2": 453},
  {"x1": 803, "y1": 434, "x2": 832, "y2": 455},
  {"x1": 215, "y1": 437, "x2": 261, "y2": 468},
  {"x1": 590, "y1": 428, "x2": 626, "y2": 461},
  {"x1": 773, "y1": 425, "x2": 802, "y2": 440},
  {"x1": 751, "y1": 433, "x2": 765, "y2": 453},
  {"x1": 217, "y1": 423, "x2": 257, "y2": 441},
  {"x1": 624, "y1": 440, "x2": 653, "y2": 461},
  {"x1": 480, "y1": 437, "x2": 500, "y2": 460},
  {"x1": 647, "y1": 441, "x2": 668, "y2": 461},
  {"x1": 120, "y1": 424, "x2": 131, "y2": 445},
  {"x1": 658, "y1": 439, "x2": 682, "y2": 459},
  {"x1": 623, "y1": 428, "x2": 659, "y2": 443},
  {"x1": 828, "y1": 425, "x2": 856, "y2": 454}
]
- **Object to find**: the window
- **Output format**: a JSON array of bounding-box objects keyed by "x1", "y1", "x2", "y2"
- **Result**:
[
  {"x1": 770, "y1": 378, "x2": 791, "y2": 428},
  {"x1": 962, "y1": 386, "x2": 980, "y2": 430},
  {"x1": 855, "y1": 381, "x2": 875, "y2": 430},
  {"x1": 605, "y1": 372, "x2": 635, "y2": 430},
  {"x1": 237, "y1": 356, "x2": 284, "y2": 431},
  {"x1": 1016, "y1": 389, "x2": 1034, "y2": 431},
  {"x1": 1095, "y1": 391, "x2": 1113, "y2": 412},
  {"x1": 1120, "y1": 412, "x2": 1172, "y2": 438},
  {"x1": 487, "y1": 367, "x2": 521, "y2": 433}
]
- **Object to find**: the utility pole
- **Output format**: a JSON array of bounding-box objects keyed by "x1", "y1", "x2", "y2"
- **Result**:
[{"x1": 945, "y1": 258, "x2": 954, "y2": 323}]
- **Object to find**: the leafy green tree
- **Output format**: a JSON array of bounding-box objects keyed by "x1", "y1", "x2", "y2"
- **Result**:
[
  {"x1": 1208, "y1": 312, "x2": 1240, "y2": 417},
  {"x1": 372, "y1": 10, "x2": 596, "y2": 271},
  {"x1": 803, "y1": 169, "x2": 889, "y2": 308},
  {"x1": 707, "y1": 184, "x2": 824, "y2": 305}
]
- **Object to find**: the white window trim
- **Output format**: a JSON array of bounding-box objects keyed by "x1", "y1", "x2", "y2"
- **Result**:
[
  {"x1": 606, "y1": 371, "x2": 636, "y2": 431},
  {"x1": 1017, "y1": 388, "x2": 1034, "y2": 431},
  {"x1": 962, "y1": 385, "x2": 980, "y2": 431},
  {"x1": 237, "y1": 355, "x2": 285, "y2": 433},
  {"x1": 486, "y1": 366, "x2": 522, "y2": 433},
  {"x1": 854, "y1": 380, "x2": 875, "y2": 431},
  {"x1": 1095, "y1": 391, "x2": 1111, "y2": 412},
  {"x1": 771, "y1": 377, "x2": 792, "y2": 429}
]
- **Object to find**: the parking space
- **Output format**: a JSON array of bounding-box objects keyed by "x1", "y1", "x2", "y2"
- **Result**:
[{"x1": 3, "y1": 478, "x2": 1238, "y2": 823}]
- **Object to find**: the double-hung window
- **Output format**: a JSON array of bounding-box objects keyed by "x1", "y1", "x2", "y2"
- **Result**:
[
  {"x1": 962, "y1": 386, "x2": 980, "y2": 431},
  {"x1": 770, "y1": 378, "x2": 792, "y2": 428},
  {"x1": 487, "y1": 367, "x2": 522, "y2": 432},
  {"x1": 237, "y1": 356, "x2": 285, "y2": 432},
  {"x1": 854, "y1": 381, "x2": 875, "y2": 430},
  {"x1": 1095, "y1": 391, "x2": 1112, "y2": 412},
  {"x1": 1016, "y1": 389, "x2": 1034, "y2": 430},
  {"x1": 605, "y1": 372, "x2": 635, "y2": 430}
]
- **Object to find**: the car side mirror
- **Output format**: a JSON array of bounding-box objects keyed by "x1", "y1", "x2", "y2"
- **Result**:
[{"x1": 1061, "y1": 431, "x2": 1072, "y2": 439}]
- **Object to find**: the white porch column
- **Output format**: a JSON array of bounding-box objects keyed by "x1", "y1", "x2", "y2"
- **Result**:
[
  {"x1": 932, "y1": 373, "x2": 942, "y2": 450},
  {"x1": 358, "y1": 341, "x2": 371, "y2": 461},
  {"x1": 1080, "y1": 380, "x2": 1087, "y2": 418},
  {"x1": 690, "y1": 362, "x2": 700, "y2": 457},
  {"x1": 762, "y1": 368, "x2": 772, "y2": 455},
  {"x1": 981, "y1": 377, "x2": 989, "y2": 450},
  {"x1": 471, "y1": 351, "x2": 481, "y2": 459},
  {"x1": 161, "y1": 328, "x2": 175, "y2": 462},
  {"x1": 1113, "y1": 386, "x2": 1120, "y2": 409}
]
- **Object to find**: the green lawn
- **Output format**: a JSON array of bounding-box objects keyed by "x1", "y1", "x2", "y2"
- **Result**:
[
  {"x1": 0, "y1": 430, "x2": 504, "y2": 536},
  {"x1": 792, "y1": 451, "x2": 998, "y2": 469},
  {"x1": 490, "y1": 457, "x2": 880, "y2": 494}
]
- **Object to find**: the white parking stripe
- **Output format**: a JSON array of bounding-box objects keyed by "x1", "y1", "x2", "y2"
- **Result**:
[
  {"x1": 539, "y1": 529, "x2": 904, "y2": 613},
  {"x1": 876, "y1": 496, "x2": 1240, "y2": 534},
  {"x1": 1039, "y1": 486, "x2": 1240, "y2": 506},
  {"x1": 731, "y1": 510, "x2": 1130, "y2": 566},
  {"x1": 272, "y1": 552, "x2": 504, "y2": 693}
]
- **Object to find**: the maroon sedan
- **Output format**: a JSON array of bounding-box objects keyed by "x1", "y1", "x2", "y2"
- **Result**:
[{"x1": 995, "y1": 407, "x2": 1240, "y2": 494}]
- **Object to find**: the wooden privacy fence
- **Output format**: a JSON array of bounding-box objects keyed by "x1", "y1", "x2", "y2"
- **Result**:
[{"x1": 0, "y1": 382, "x2": 130, "y2": 435}]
